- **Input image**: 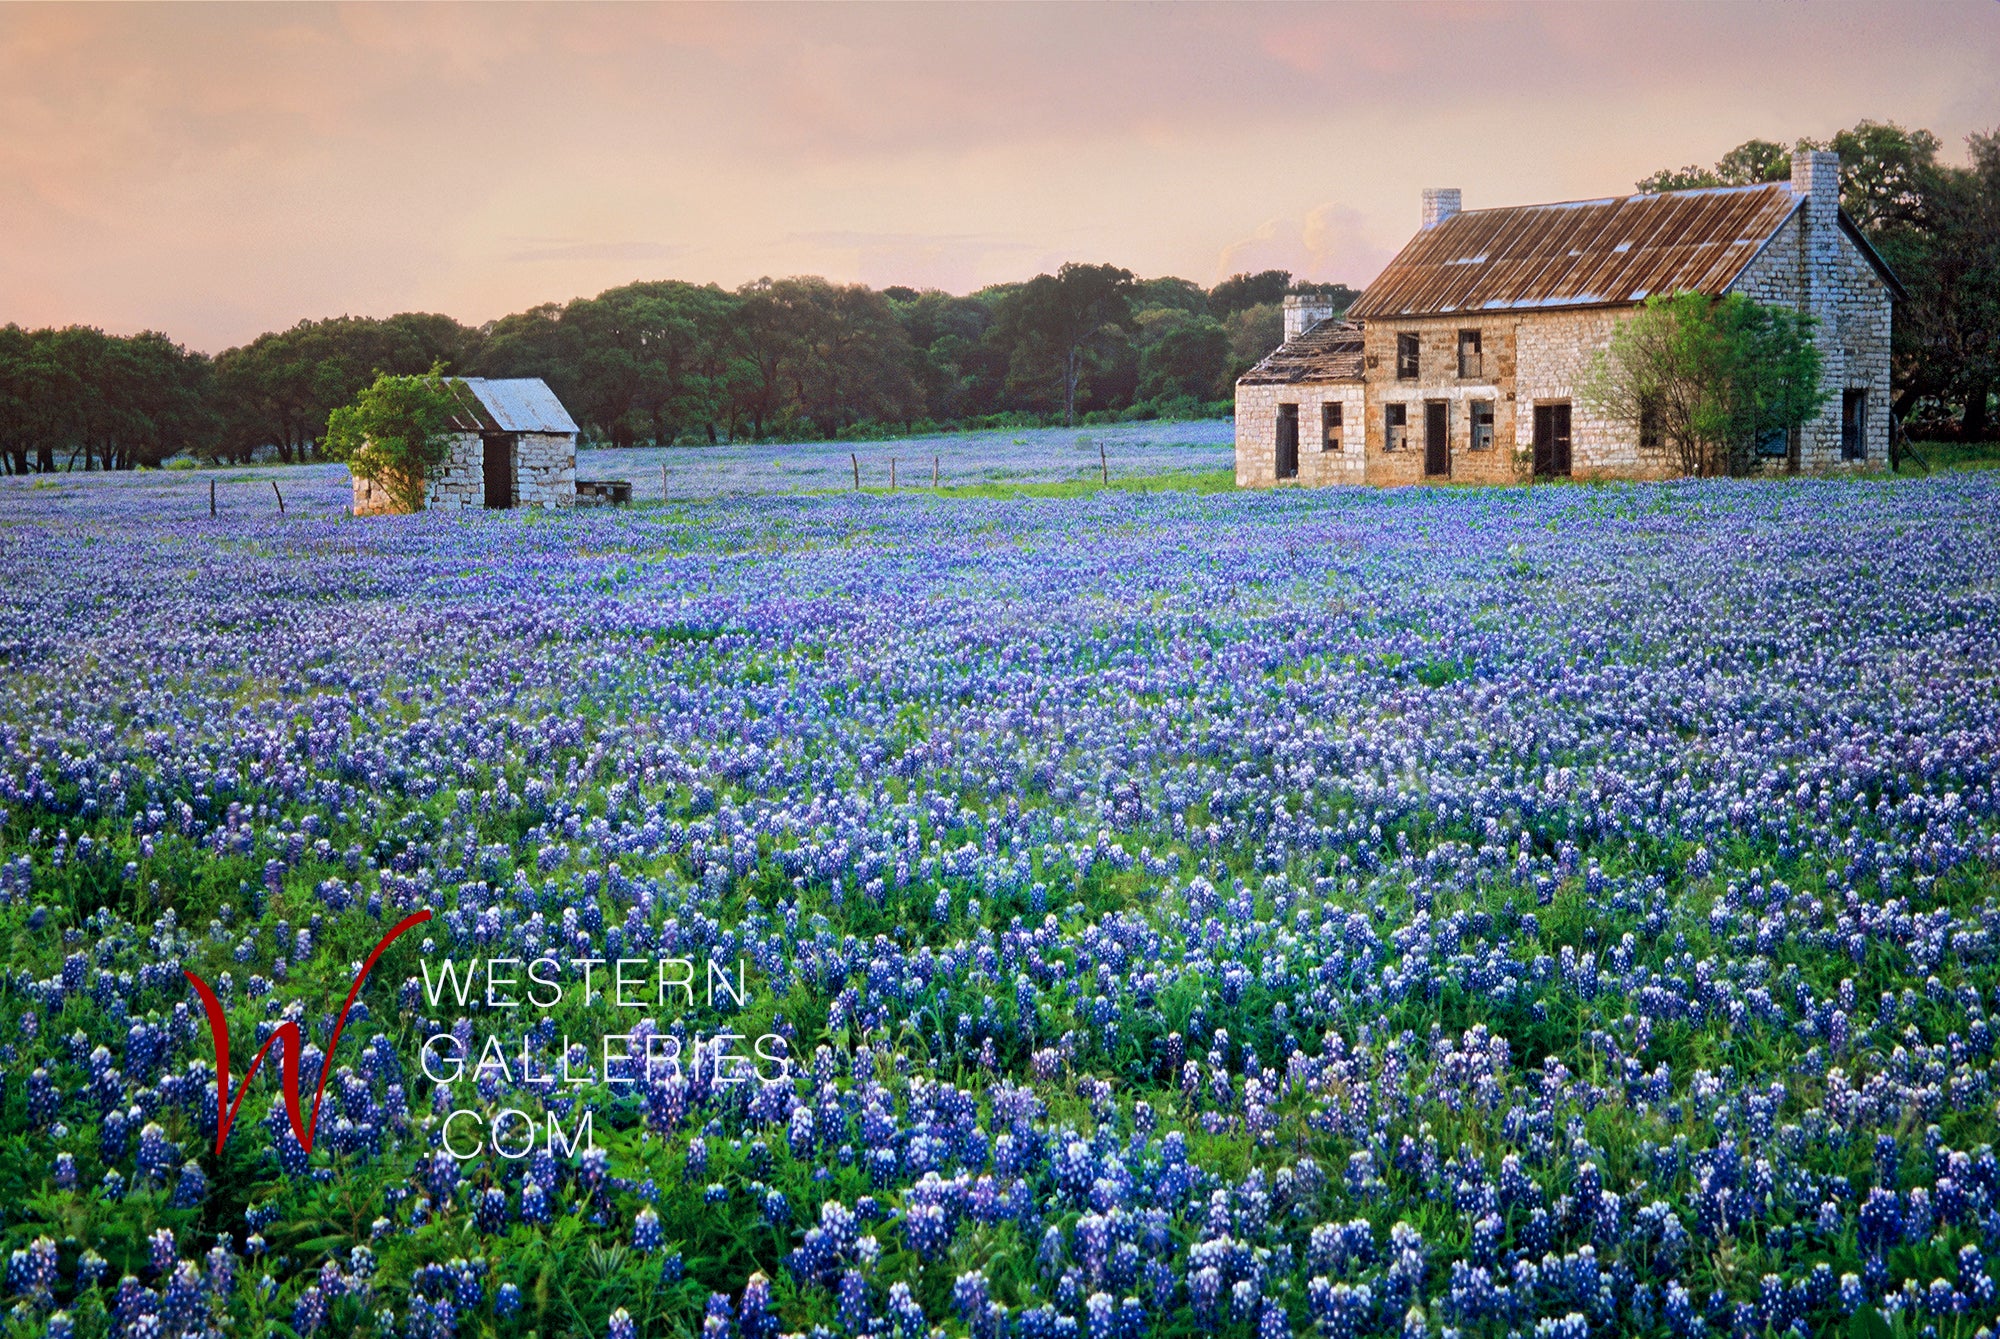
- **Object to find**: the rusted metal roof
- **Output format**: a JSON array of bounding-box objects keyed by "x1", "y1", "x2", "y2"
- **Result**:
[
  {"x1": 1237, "y1": 319, "x2": 1364, "y2": 386},
  {"x1": 1346, "y1": 183, "x2": 1804, "y2": 320},
  {"x1": 446, "y1": 378, "x2": 580, "y2": 435}
]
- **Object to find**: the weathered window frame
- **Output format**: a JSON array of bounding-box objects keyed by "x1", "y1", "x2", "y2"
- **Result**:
[
  {"x1": 1395, "y1": 333, "x2": 1420, "y2": 380},
  {"x1": 1385, "y1": 402, "x2": 1409, "y2": 451},
  {"x1": 1469, "y1": 400, "x2": 1495, "y2": 451},
  {"x1": 1457, "y1": 329, "x2": 1483, "y2": 379},
  {"x1": 1639, "y1": 397, "x2": 1663, "y2": 451},
  {"x1": 1322, "y1": 402, "x2": 1343, "y2": 452}
]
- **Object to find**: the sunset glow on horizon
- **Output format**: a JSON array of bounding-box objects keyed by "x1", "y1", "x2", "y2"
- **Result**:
[{"x1": 4, "y1": 0, "x2": 1997, "y2": 352}]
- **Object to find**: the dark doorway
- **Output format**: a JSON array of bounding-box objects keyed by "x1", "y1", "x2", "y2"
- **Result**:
[
  {"x1": 1841, "y1": 389, "x2": 1868, "y2": 461},
  {"x1": 483, "y1": 436, "x2": 514, "y2": 509},
  {"x1": 1424, "y1": 401, "x2": 1450, "y2": 477},
  {"x1": 1532, "y1": 403, "x2": 1572, "y2": 478},
  {"x1": 1276, "y1": 404, "x2": 1299, "y2": 480}
]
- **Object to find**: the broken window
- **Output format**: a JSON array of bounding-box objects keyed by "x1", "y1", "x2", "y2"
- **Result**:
[
  {"x1": 1470, "y1": 401, "x2": 1495, "y2": 450},
  {"x1": 1639, "y1": 397, "x2": 1663, "y2": 450},
  {"x1": 1396, "y1": 333, "x2": 1420, "y2": 380},
  {"x1": 1458, "y1": 330, "x2": 1483, "y2": 379},
  {"x1": 1385, "y1": 403, "x2": 1408, "y2": 451},
  {"x1": 1322, "y1": 402, "x2": 1343, "y2": 451}
]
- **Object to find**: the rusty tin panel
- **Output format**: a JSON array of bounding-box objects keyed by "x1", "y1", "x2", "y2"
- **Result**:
[{"x1": 1347, "y1": 184, "x2": 1801, "y2": 320}]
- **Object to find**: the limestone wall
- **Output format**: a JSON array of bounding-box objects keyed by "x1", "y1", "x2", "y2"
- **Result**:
[
  {"x1": 348, "y1": 430, "x2": 578, "y2": 513},
  {"x1": 1511, "y1": 309, "x2": 1681, "y2": 481},
  {"x1": 1232, "y1": 192, "x2": 1891, "y2": 491},
  {"x1": 1362, "y1": 318, "x2": 1520, "y2": 486},
  {"x1": 1234, "y1": 382, "x2": 1367, "y2": 488},
  {"x1": 424, "y1": 434, "x2": 487, "y2": 510},
  {"x1": 515, "y1": 432, "x2": 577, "y2": 507},
  {"x1": 1729, "y1": 208, "x2": 1893, "y2": 470}
]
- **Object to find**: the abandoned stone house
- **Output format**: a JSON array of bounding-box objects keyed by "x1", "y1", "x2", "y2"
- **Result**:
[
  {"x1": 351, "y1": 377, "x2": 578, "y2": 514},
  {"x1": 1235, "y1": 152, "x2": 1902, "y2": 487}
]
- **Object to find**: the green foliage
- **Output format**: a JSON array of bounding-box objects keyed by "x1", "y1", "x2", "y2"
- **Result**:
[
  {"x1": 1206, "y1": 269, "x2": 1291, "y2": 317},
  {"x1": 991, "y1": 263, "x2": 1138, "y2": 426},
  {"x1": 1638, "y1": 138, "x2": 1791, "y2": 193},
  {"x1": 1580, "y1": 292, "x2": 1829, "y2": 477},
  {"x1": 0, "y1": 324, "x2": 214, "y2": 474},
  {"x1": 321, "y1": 365, "x2": 464, "y2": 512},
  {"x1": 1222, "y1": 303, "x2": 1284, "y2": 382},
  {"x1": 1287, "y1": 280, "x2": 1361, "y2": 308},
  {"x1": 1132, "y1": 276, "x2": 1211, "y2": 317},
  {"x1": 1137, "y1": 318, "x2": 1230, "y2": 404},
  {"x1": 210, "y1": 312, "x2": 478, "y2": 464}
]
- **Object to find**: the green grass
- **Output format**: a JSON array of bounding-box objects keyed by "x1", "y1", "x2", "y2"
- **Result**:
[{"x1": 1907, "y1": 439, "x2": 2000, "y2": 473}]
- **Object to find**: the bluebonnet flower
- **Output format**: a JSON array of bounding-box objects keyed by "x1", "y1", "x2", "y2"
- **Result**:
[{"x1": 634, "y1": 1207, "x2": 663, "y2": 1252}]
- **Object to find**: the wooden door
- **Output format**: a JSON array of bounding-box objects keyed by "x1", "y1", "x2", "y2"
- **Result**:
[
  {"x1": 483, "y1": 435, "x2": 514, "y2": 508},
  {"x1": 1533, "y1": 404, "x2": 1572, "y2": 478},
  {"x1": 1424, "y1": 401, "x2": 1449, "y2": 477}
]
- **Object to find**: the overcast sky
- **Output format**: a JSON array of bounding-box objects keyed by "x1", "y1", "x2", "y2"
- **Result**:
[{"x1": 4, "y1": 1, "x2": 1997, "y2": 352}]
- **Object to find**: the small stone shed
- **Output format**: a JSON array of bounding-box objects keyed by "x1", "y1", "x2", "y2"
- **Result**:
[
  {"x1": 1236, "y1": 152, "x2": 1903, "y2": 487},
  {"x1": 352, "y1": 377, "x2": 578, "y2": 514}
]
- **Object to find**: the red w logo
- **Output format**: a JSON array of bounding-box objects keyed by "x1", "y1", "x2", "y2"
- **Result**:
[{"x1": 183, "y1": 909, "x2": 431, "y2": 1157}]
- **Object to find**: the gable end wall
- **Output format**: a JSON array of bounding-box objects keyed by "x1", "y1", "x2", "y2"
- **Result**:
[
  {"x1": 350, "y1": 430, "x2": 578, "y2": 513},
  {"x1": 1726, "y1": 210, "x2": 1893, "y2": 468}
]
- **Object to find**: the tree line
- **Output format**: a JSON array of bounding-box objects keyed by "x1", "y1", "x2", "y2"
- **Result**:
[
  {"x1": 2, "y1": 116, "x2": 1992, "y2": 472},
  {"x1": 0, "y1": 267, "x2": 1353, "y2": 471}
]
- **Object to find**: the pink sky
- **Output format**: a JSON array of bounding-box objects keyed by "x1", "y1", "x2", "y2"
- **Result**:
[{"x1": 4, "y1": 1, "x2": 1997, "y2": 352}]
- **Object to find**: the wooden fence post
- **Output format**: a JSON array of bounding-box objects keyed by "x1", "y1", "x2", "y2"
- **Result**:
[
  {"x1": 209, "y1": 478, "x2": 216, "y2": 516},
  {"x1": 851, "y1": 452, "x2": 860, "y2": 490},
  {"x1": 662, "y1": 462, "x2": 669, "y2": 500},
  {"x1": 1100, "y1": 440, "x2": 1108, "y2": 485},
  {"x1": 933, "y1": 455, "x2": 939, "y2": 487},
  {"x1": 890, "y1": 458, "x2": 896, "y2": 491},
  {"x1": 271, "y1": 480, "x2": 285, "y2": 514}
]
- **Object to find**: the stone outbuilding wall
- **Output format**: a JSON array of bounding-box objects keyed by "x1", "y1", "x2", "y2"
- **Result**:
[
  {"x1": 353, "y1": 432, "x2": 581, "y2": 514},
  {"x1": 514, "y1": 433, "x2": 578, "y2": 506},
  {"x1": 1234, "y1": 382, "x2": 1367, "y2": 487}
]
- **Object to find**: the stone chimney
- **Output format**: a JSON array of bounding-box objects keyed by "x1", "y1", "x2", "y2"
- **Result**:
[
  {"x1": 1283, "y1": 293, "x2": 1340, "y2": 341},
  {"x1": 1421, "y1": 187, "x2": 1462, "y2": 230},
  {"x1": 1792, "y1": 150, "x2": 1840, "y2": 233},
  {"x1": 1791, "y1": 149, "x2": 1846, "y2": 452}
]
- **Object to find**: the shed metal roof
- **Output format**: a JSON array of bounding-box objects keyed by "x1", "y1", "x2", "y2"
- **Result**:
[
  {"x1": 446, "y1": 378, "x2": 579, "y2": 435},
  {"x1": 1237, "y1": 319, "x2": 1364, "y2": 386},
  {"x1": 1346, "y1": 183, "x2": 1808, "y2": 320}
]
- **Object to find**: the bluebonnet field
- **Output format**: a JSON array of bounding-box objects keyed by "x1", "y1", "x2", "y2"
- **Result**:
[{"x1": 1, "y1": 454, "x2": 1999, "y2": 1339}]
